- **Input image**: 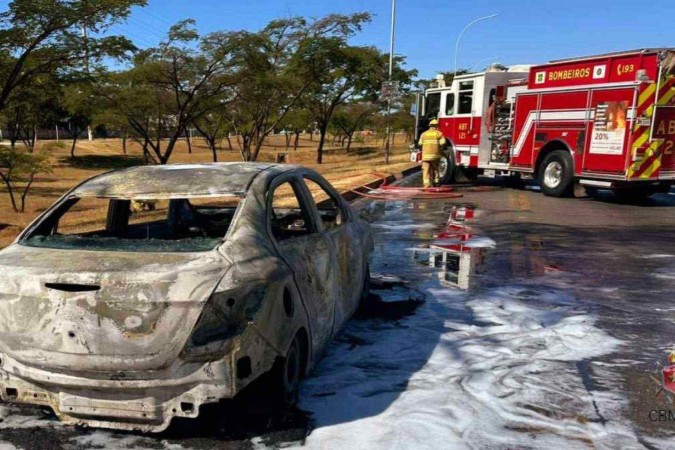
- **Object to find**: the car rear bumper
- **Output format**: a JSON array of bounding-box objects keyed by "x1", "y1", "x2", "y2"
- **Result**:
[{"x1": 0, "y1": 353, "x2": 235, "y2": 432}]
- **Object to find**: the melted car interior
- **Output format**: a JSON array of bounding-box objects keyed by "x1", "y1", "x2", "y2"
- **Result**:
[{"x1": 23, "y1": 196, "x2": 242, "y2": 252}]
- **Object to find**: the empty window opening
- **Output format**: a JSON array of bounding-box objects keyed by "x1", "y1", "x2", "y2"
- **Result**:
[
  {"x1": 303, "y1": 178, "x2": 346, "y2": 231},
  {"x1": 22, "y1": 196, "x2": 242, "y2": 252},
  {"x1": 269, "y1": 182, "x2": 314, "y2": 241}
]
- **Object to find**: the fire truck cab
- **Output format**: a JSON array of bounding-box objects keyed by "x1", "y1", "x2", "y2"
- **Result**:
[
  {"x1": 414, "y1": 48, "x2": 675, "y2": 198},
  {"x1": 417, "y1": 68, "x2": 530, "y2": 182}
]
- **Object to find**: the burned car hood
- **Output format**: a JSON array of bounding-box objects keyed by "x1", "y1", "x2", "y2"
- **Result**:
[{"x1": 0, "y1": 244, "x2": 230, "y2": 374}]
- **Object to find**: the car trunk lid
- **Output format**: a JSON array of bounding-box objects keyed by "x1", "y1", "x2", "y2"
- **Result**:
[{"x1": 0, "y1": 245, "x2": 229, "y2": 374}]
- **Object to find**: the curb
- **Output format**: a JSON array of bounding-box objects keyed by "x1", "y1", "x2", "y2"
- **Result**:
[{"x1": 340, "y1": 166, "x2": 421, "y2": 203}]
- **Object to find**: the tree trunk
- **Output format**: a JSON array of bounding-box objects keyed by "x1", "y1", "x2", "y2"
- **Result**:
[
  {"x1": 161, "y1": 138, "x2": 176, "y2": 165},
  {"x1": 240, "y1": 135, "x2": 252, "y2": 161},
  {"x1": 1, "y1": 176, "x2": 19, "y2": 213},
  {"x1": 70, "y1": 133, "x2": 79, "y2": 158},
  {"x1": 309, "y1": 130, "x2": 314, "y2": 141},
  {"x1": 31, "y1": 125, "x2": 38, "y2": 152},
  {"x1": 285, "y1": 132, "x2": 291, "y2": 150},
  {"x1": 185, "y1": 129, "x2": 192, "y2": 154},
  {"x1": 208, "y1": 138, "x2": 218, "y2": 162},
  {"x1": 122, "y1": 132, "x2": 128, "y2": 155},
  {"x1": 225, "y1": 134, "x2": 233, "y2": 151},
  {"x1": 293, "y1": 132, "x2": 300, "y2": 151},
  {"x1": 346, "y1": 133, "x2": 354, "y2": 151},
  {"x1": 251, "y1": 138, "x2": 265, "y2": 162},
  {"x1": 19, "y1": 171, "x2": 36, "y2": 213},
  {"x1": 316, "y1": 126, "x2": 328, "y2": 164},
  {"x1": 142, "y1": 136, "x2": 150, "y2": 164}
]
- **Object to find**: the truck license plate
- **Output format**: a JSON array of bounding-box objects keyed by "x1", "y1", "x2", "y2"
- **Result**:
[{"x1": 484, "y1": 169, "x2": 496, "y2": 178}]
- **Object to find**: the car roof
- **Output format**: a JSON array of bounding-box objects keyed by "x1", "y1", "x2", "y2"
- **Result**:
[{"x1": 72, "y1": 162, "x2": 297, "y2": 200}]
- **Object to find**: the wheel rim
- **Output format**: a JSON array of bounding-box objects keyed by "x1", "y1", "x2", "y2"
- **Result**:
[
  {"x1": 543, "y1": 161, "x2": 563, "y2": 188},
  {"x1": 438, "y1": 156, "x2": 448, "y2": 178}
]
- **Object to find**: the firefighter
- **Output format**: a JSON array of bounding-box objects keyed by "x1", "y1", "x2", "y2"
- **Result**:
[{"x1": 418, "y1": 119, "x2": 446, "y2": 188}]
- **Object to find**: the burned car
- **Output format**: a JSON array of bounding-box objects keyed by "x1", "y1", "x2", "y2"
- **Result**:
[{"x1": 0, "y1": 163, "x2": 372, "y2": 432}]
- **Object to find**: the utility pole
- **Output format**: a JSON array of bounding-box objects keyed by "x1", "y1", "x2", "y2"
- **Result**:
[
  {"x1": 384, "y1": 0, "x2": 397, "y2": 165},
  {"x1": 82, "y1": 24, "x2": 93, "y2": 142}
]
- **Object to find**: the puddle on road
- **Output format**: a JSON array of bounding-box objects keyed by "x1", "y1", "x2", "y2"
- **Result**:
[{"x1": 408, "y1": 205, "x2": 494, "y2": 290}]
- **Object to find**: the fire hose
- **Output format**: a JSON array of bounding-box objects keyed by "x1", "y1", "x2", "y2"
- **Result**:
[{"x1": 348, "y1": 172, "x2": 464, "y2": 200}]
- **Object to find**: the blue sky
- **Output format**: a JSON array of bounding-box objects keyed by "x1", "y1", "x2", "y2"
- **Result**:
[{"x1": 4, "y1": 0, "x2": 674, "y2": 78}]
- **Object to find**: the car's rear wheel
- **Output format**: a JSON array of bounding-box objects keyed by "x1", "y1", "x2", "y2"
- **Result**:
[{"x1": 272, "y1": 335, "x2": 302, "y2": 406}]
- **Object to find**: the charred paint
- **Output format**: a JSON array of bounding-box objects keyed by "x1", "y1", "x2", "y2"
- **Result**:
[{"x1": 0, "y1": 163, "x2": 372, "y2": 433}]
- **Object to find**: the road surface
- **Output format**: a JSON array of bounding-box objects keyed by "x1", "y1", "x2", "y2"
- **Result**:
[{"x1": 1, "y1": 177, "x2": 674, "y2": 449}]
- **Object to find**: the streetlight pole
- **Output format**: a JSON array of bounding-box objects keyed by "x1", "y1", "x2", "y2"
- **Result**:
[
  {"x1": 384, "y1": 0, "x2": 396, "y2": 165},
  {"x1": 454, "y1": 13, "x2": 499, "y2": 75}
]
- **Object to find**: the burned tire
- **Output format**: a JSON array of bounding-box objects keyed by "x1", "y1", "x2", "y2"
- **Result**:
[
  {"x1": 272, "y1": 335, "x2": 302, "y2": 406},
  {"x1": 438, "y1": 153, "x2": 456, "y2": 185},
  {"x1": 539, "y1": 150, "x2": 574, "y2": 197}
]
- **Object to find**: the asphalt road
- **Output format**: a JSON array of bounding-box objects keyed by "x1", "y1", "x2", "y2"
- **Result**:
[{"x1": 1, "y1": 177, "x2": 674, "y2": 449}]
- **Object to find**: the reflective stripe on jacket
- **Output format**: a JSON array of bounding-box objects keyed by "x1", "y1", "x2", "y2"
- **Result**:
[{"x1": 418, "y1": 129, "x2": 446, "y2": 161}]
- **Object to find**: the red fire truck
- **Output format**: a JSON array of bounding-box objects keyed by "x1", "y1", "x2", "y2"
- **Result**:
[{"x1": 413, "y1": 48, "x2": 675, "y2": 198}]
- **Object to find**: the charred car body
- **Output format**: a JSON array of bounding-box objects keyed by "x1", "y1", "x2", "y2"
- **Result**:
[{"x1": 0, "y1": 163, "x2": 372, "y2": 432}]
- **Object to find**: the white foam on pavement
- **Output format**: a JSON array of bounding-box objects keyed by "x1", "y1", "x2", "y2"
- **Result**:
[{"x1": 293, "y1": 281, "x2": 640, "y2": 449}]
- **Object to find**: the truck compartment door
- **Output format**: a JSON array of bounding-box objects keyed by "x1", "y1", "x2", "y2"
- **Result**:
[{"x1": 582, "y1": 88, "x2": 635, "y2": 174}]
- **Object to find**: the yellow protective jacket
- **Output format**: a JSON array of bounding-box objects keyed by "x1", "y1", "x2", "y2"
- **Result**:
[{"x1": 418, "y1": 129, "x2": 446, "y2": 161}]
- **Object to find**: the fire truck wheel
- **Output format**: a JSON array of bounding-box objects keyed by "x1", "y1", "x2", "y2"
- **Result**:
[
  {"x1": 438, "y1": 154, "x2": 456, "y2": 185},
  {"x1": 539, "y1": 150, "x2": 574, "y2": 197}
]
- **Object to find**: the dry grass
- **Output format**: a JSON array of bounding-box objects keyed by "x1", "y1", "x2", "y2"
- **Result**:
[{"x1": 0, "y1": 134, "x2": 416, "y2": 249}]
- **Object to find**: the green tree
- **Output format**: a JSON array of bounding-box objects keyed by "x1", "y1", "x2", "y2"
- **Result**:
[
  {"x1": 62, "y1": 81, "x2": 98, "y2": 157},
  {"x1": 93, "y1": 105, "x2": 133, "y2": 154},
  {"x1": 224, "y1": 18, "x2": 310, "y2": 162},
  {"x1": 122, "y1": 20, "x2": 235, "y2": 164},
  {"x1": 0, "y1": 146, "x2": 52, "y2": 212},
  {"x1": 3, "y1": 73, "x2": 63, "y2": 150},
  {"x1": 0, "y1": 0, "x2": 145, "y2": 114},
  {"x1": 278, "y1": 108, "x2": 312, "y2": 151},
  {"x1": 295, "y1": 14, "x2": 415, "y2": 163},
  {"x1": 193, "y1": 110, "x2": 232, "y2": 162},
  {"x1": 330, "y1": 102, "x2": 376, "y2": 151}
]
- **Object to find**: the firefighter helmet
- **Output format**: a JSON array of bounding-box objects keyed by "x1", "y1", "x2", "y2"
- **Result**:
[{"x1": 429, "y1": 119, "x2": 439, "y2": 126}]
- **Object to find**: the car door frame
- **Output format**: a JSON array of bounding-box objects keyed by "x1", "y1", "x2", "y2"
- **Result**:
[
  {"x1": 264, "y1": 171, "x2": 338, "y2": 359},
  {"x1": 296, "y1": 171, "x2": 365, "y2": 331}
]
